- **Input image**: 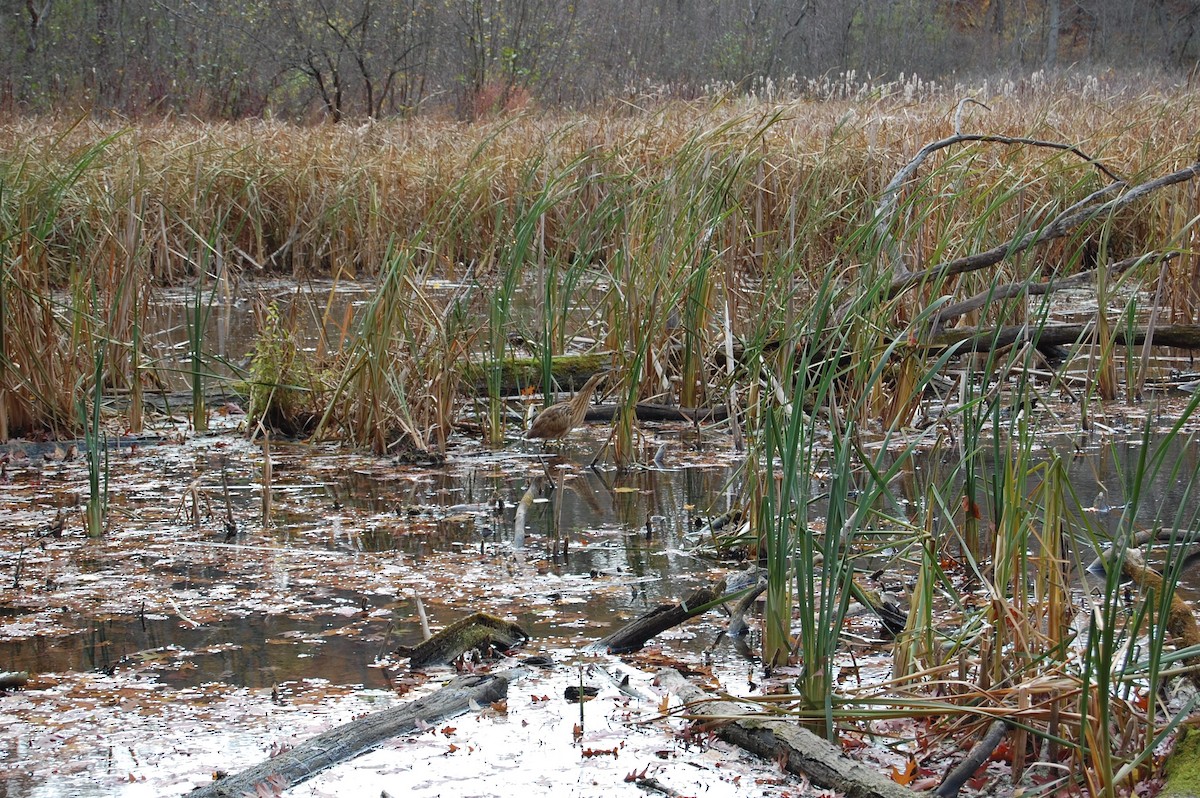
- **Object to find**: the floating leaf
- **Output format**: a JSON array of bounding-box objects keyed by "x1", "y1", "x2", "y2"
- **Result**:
[
  {"x1": 891, "y1": 759, "x2": 918, "y2": 785},
  {"x1": 624, "y1": 765, "x2": 650, "y2": 782},
  {"x1": 581, "y1": 747, "x2": 618, "y2": 758}
]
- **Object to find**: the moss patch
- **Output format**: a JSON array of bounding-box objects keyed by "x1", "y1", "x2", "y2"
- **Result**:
[{"x1": 1165, "y1": 728, "x2": 1200, "y2": 798}]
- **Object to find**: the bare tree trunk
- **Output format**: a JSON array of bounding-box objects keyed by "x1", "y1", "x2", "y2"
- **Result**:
[
  {"x1": 1044, "y1": 0, "x2": 1061, "y2": 70},
  {"x1": 24, "y1": 0, "x2": 53, "y2": 53}
]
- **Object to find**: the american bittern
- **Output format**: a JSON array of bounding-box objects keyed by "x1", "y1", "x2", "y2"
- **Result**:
[{"x1": 526, "y1": 371, "x2": 608, "y2": 440}]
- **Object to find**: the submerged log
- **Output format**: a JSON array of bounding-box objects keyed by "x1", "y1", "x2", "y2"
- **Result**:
[
  {"x1": 726, "y1": 578, "x2": 767, "y2": 637},
  {"x1": 594, "y1": 581, "x2": 727, "y2": 654},
  {"x1": 590, "y1": 562, "x2": 903, "y2": 649},
  {"x1": 395, "y1": 612, "x2": 529, "y2": 668},
  {"x1": 186, "y1": 669, "x2": 520, "y2": 798},
  {"x1": 657, "y1": 669, "x2": 919, "y2": 798},
  {"x1": 851, "y1": 584, "x2": 907, "y2": 636}
]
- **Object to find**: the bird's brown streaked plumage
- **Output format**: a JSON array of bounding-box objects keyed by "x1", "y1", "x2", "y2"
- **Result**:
[{"x1": 525, "y1": 371, "x2": 608, "y2": 440}]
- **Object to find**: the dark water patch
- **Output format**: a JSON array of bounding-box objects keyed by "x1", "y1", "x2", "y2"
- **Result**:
[
  {"x1": 0, "y1": 611, "x2": 393, "y2": 690},
  {"x1": 145, "y1": 279, "x2": 376, "y2": 391}
]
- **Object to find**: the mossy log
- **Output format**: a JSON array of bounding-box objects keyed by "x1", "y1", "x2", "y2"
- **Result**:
[
  {"x1": 395, "y1": 612, "x2": 529, "y2": 668},
  {"x1": 185, "y1": 669, "x2": 519, "y2": 798},
  {"x1": 0, "y1": 671, "x2": 29, "y2": 690},
  {"x1": 1164, "y1": 727, "x2": 1200, "y2": 798},
  {"x1": 458, "y1": 354, "x2": 613, "y2": 396}
]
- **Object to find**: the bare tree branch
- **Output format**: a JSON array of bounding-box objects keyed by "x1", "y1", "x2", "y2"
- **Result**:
[
  {"x1": 872, "y1": 131, "x2": 1124, "y2": 277},
  {"x1": 886, "y1": 162, "x2": 1200, "y2": 299}
]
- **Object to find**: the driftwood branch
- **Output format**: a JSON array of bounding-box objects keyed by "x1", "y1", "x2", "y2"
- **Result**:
[
  {"x1": 929, "y1": 251, "x2": 1175, "y2": 331},
  {"x1": 657, "y1": 668, "x2": 921, "y2": 798},
  {"x1": 185, "y1": 669, "x2": 520, "y2": 798},
  {"x1": 884, "y1": 162, "x2": 1200, "y2": 302},
  {"x1": 934, "y1": 719, "x2": 1009, "y2": 798},
  {"x1": 594, "y1": 581, "x2": 727, "y2": 654},
  {"x1": 874, "y1": 132, "x2": 1123, "y2": 277}
]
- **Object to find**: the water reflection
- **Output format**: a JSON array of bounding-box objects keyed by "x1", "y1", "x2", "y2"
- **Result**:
[
  {"x1": 0, "y1": 612, "x2": 390, "y2": 690},
  {"x1": 144, "y1": 280, "x2": 374, "y2": 390},
  {"x1": 4, "y1": 410, "x2": 1198, "y2": 698}
]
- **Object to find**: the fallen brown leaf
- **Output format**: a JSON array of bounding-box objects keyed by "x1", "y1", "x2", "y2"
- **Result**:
[{"x1": 890, "y1": 759, "x2": 918, "y2": 786}]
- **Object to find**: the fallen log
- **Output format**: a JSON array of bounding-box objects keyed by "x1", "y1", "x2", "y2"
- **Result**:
[
  {"x1": 594, "y1": 581, "x2": 727, "y2": 654},
  {"x1": 459, "y1": 356, "x2": 729, "y2": 423},
  {"x1": 922, "y1": 323, "x2": 1200, "y2": 355},
  {"x1": 584, "y1": 403, "x2": 729, "y2": 423},
  {"x1": 459, "y1": 353, "x2": 612, "y2": 396},
  {"x1": 929, "y1": 252, "x2": 1174, "y2": 332},
  {"x1": 1089, "y1": 548, "x2": 1200, "y2": 671},
  {"x1": 871, "y1": 128, "x2": 1121, "y2": 281},
  {"x1": 656, "y1": 668, "x2": 921, "y2": 798},
  {"x1": 185, "y1": 668, "x2": 521, "y2": 798}
]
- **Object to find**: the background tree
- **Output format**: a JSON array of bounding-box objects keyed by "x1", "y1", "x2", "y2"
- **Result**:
[{"x1": 0, "y1": 0, "x2": 1194, "y2": 119}]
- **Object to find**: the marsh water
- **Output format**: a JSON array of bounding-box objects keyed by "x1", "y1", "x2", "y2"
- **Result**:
[{"x1": 3, "y1": 280, "x2": 1200, "y2": 797}]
